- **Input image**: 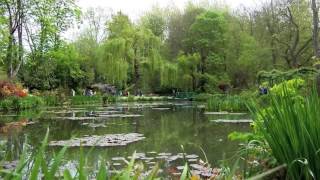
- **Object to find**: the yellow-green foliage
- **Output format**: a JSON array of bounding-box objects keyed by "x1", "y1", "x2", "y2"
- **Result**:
[{"x1": 270, "y1": 78, "x2": 305, "y2": 96}]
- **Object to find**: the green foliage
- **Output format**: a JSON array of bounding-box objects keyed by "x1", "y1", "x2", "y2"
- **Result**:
[
  {"x1": 177, "y1": 53, "x2": 200, "y2": 91},
  {"x1": 254, "y1": 87, "x2": 320, "y2": 179},
  {"x1": 207, "y1": 94, "x2": 248, "y2": 112},
  {"x1": 127, "y1": 95, "x2": 135, "y2": 102},
  {"x1": 70, "y1": 95, "x2": 102, "y2": 105},
  {"x1": 0, "y1": 96, "x2": 44, "y2": 111},
  {"x1": 42, "y1": 96, "x2": 61, "y2": 106},
  {"x1": 257, "y1": 68, "x2": 318, "y2": 86},
  {"x1": 0, "y1": 131, "x2": 171, "y2": 180},
  {"x1": 102, "y1": 95, "x2": 117, "y2": 104},
  {"x1": 270, "y1": 78, "x2": 305, "y2": 96},
  {"x1": 192, "y1": 93, "x2": 213, "y2": 101}
]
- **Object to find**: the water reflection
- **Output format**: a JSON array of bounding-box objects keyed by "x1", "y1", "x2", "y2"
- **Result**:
[{"x1": 0, "y1": 101, "x2": 251, "y2": 171}]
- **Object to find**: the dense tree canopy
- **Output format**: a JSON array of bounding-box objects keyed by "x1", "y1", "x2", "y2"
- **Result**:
[{"x1": 0, "y1": 0, "x2": 319, "y2": 94}]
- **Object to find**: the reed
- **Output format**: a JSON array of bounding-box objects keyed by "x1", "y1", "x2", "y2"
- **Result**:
[{"x1": 207, "y1": 94, "x2": 247, "y2": 112}]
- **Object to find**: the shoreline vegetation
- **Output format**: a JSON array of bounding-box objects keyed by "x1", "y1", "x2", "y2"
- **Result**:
[{"x1": 1, "y1": 0, "x2": 320, "y2": 178}]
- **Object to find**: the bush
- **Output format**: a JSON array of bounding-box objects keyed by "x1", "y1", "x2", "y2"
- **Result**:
[
  {"x1": 270, "y1": 78, "x2": 305, "y2": 96},
  {"x1": 0, "y1": 81, "x2": 27, "y2": 98}
]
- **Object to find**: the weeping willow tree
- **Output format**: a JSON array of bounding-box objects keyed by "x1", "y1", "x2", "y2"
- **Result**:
[
  {"x1": 176, "y1": 53, "x2": 201, "y2": 91},
  {"x1": 160, "y1": 62, "x2": 178, "y2": 90},
  {"x1": 102, "y1": 12, "x2": 170, "y2": 92},
  {"x1": 97, "y1": 38, "x2": 129, "y2": 88},
  {"x1": 131, "y1": 28, "x2": 169, "y2": 93}
]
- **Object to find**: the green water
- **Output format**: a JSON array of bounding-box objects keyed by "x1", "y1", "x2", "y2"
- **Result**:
[{"x1": 0, "y1": 101, "x2": 250, "y2": 174}]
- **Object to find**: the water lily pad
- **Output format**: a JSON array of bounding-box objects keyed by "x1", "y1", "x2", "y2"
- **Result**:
[
  {"x1": 205, "y1": 112, "x2": 247, "y2": 115},
  {"x1": 204, "y1": 112, "x2": 228, "y2": 115},
  {"x1": 168, "y1": 155, "x2": 180, "y2": 162},
  {"x1": 112, "y1": 163, "x2": 122, "y2": 166},
  {"x1": 81, "y1": 123, "x2": 106, "y2": 128},
  {"x1": 158, "y1": 152, "x2": 172, "y2": 156},
  {"x1": 147, "y1": 151, "x2": 157, "y2": 154},
  {"x1": 152, "y1": 108, "x2": 171, "y2": 110},
  {"x1": 112, "y1": 157, "x2": 126, "y2": 161},
  {"x1": 186, "y1": 154, "x2": 199, "y2": 159},
  {"x1": 188, "y1": 159, "x2": 198, "y2": 162},
  {"x1": 1, "y1": 161, "x2": 18, "y2": 170},
  {"x1": 49, "y1": 133, "x2": 145, "y2": 147},
  {"x1": 96, "y1": 114, "x2": 143, "y2": 118},
  {"x1": 176, "y1": 166, "x2": 185, "y2": 170},
  {"x1": 211, "y1": 119, "x2": 253, "y2": 123}
]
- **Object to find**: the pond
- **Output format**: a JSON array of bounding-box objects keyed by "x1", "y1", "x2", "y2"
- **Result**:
[{"x1": 0, "y1": 101, "x2": 251, "y2": 177}]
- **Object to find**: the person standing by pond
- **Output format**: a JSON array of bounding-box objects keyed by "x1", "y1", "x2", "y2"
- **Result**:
[{"x1": 259, "y1": 85, "x2": 268, "y2": 95}]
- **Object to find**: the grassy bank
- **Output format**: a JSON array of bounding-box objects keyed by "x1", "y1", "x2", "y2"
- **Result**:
[
  {"x1": 0, "y1": 96, "x2": 44, "y2": 111},
  {"x1": 70, "y1": 95, "x2": 174, "y2": 105}
]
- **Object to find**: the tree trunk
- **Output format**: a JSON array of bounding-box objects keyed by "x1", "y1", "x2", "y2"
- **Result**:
[{"x1": 312, "y1": 0, "x2": 320, "y2": 58}]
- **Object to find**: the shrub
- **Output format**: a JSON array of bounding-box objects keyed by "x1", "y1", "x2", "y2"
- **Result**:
[
  {"x1": 270, "y1": 78, "x2": 305, "y2": 96},
  {"x1": 0, "y1": 81, "x2": 27, "y2": 98}
]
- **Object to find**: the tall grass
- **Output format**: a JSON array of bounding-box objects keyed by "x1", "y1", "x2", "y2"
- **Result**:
[
  {"x1": 207, "y1": 94, "x2": 247, "y2": 112},
  {"x1": 0, "y1": 96, "x2": 44, "y2": 111},
  {"x1": 70, "y1": 95, "x2": 103, "y2": 105},
  {"x1": 254, "y1": 87, "x2": 320, "y2": 179}
]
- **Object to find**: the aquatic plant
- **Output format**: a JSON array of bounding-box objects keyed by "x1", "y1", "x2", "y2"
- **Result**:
[
  {"x1": 0, "y1": 130, "x2": 194, "y2": 180},
  {"x1": 42, "y1": 96, "x2": 61, "y2": 106},
  {"x1": 254, "y1": 87, "x2": 320, "y2": 179},
  {"x1": 0, "y1": 96, "x2": 44, "y2": 111},
  {"x1": 207, "y1": 94, "x2": 247, "y2": 112},
  {"x1": 102, "y1": 95, "x2": 118, "y2": 104},
  {"x1": 70, "y1": 95, "x2": 103, "y2": 105},
  {"x1": 192, "y1": 93, "x2": 213, "y2": 101}
]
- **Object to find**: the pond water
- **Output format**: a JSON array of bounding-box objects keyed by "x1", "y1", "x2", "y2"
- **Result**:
[{"x1": 0, "y1": 101, "x2": 251, "y2": 177}]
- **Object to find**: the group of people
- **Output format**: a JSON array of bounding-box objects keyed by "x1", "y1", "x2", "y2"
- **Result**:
[{"x1": 259, "y1": 85, "x2": 268, "y2": 95}]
